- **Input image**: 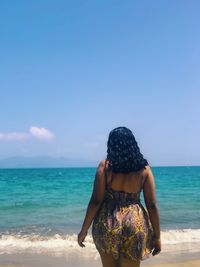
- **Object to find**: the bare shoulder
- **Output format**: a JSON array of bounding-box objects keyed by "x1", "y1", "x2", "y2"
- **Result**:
[
  {"x1": 97, "y1": 159, "x2": 106, "y2": 168},
  {"x1": 98, "y1": 159, "x2": 106, "y2": 166},
  {"x1": 96, "y1": 160, "x2": 107, "y2": 174},
  {"x1": 142, "y1": 165, "x2": 156, "y2": 188},
  {"x1": 142, "y1": 165, "x2": 152, "y2": 179}
]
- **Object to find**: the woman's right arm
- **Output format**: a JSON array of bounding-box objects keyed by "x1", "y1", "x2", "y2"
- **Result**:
[{"x1": 143, "y1": 165, "x2": 161, "y2": 255}]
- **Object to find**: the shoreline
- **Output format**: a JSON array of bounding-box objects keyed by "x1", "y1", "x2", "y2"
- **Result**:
[
  {"x1": 1, "y1": 231, "x2": 200, "y2": 267},
  {"x1": 0, "y1": 250, "x2": 200, "y2": 267}
]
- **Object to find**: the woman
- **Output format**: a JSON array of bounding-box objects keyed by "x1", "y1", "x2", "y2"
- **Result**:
[{"x1": 78, "y1": 127, "x2": 161, "y2": 267}]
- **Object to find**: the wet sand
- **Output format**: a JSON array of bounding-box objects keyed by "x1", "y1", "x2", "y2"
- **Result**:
[{"x1": 0, "y1": 251, "x2": 200, "y2": 267}]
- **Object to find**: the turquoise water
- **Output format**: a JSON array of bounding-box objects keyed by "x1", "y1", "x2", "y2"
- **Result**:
[{"x1": 0, "y1": 166, "x2": 200, "y2": 237}]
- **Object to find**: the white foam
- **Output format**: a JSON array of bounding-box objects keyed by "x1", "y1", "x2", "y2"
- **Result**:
[
  {"x1": 0, "y1": 229, "x2": 200, "y2": 256},
  {"x1": 161, "y1": 229, "x2": 200, "y2": 244},
  {"x1": 0, "y1": 233, "x2": 98, "y2": 257}
]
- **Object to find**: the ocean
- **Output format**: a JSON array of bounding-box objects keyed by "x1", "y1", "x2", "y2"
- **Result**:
[{"x1": 0, "y1": 166, "x2": 200, "y2": 256}]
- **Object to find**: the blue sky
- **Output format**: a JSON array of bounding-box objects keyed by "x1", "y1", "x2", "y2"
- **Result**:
[{"x1": 0, "y1": 1, "x2": 199, "y2": 166}]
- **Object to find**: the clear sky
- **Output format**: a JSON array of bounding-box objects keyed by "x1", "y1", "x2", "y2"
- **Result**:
[{"x1": 0, "y1": 1, "x2": 199, "y2": 166}]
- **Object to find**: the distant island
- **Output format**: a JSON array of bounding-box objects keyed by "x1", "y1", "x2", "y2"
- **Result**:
[
  {"x1": 0, "y1": 156, "x2": 99, "y2": 168},
  {"x1": 0, "y1": 156, "x2": 198, "y2": 169}
]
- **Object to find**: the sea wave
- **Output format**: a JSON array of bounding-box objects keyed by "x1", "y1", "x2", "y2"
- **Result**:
[{"x1": 0, "y1": 229, "x2": 200, "y2": 255}]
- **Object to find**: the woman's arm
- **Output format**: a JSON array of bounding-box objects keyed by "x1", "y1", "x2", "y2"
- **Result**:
[
  {"x1": 143, "y1": 165, "x2": 161, "y2": 255},
  {"x1": 77, "y1": 160, "x2": 106, "y2": 247}
]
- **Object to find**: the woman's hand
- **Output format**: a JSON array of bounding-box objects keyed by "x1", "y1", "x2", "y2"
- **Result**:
[
  {"x1": 77, "y1": 229, "x2": 88, "y2": 248},
  {"x1": 152, "y1": 237, "x2": 161, "y2": 256}
]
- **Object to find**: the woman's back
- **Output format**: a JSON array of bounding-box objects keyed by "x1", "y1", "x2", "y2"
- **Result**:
[
  {"x1": 78, "y1": 127, "x2": 161, "y2": 266},
  {"x1": 105, "y1": 160, "x2": 146, "y2": 194},
  {"x1": 92, "y1": 161, "x2": 154, "y2": 261}
]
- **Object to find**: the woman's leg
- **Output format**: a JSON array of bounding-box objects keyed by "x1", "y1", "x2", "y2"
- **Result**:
[
  {"x1": 118, "y1": 256, "x2": 140, "y2": 267},
  {"x1": 98, "y1": 249, "x2": 118, "y2": 267}
]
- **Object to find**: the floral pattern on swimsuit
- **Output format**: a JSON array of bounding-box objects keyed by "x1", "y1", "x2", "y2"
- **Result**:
[{"x1": 92, "y1": 187, "x2": 154, "y2": 261}]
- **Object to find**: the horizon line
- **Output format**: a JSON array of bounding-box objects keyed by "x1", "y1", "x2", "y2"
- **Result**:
[{"x1": 0, "y1": 165, "x2": 199, "y2": 170}]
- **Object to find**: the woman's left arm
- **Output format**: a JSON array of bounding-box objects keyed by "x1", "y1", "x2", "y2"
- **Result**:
[{"x1": 77, "y1": 160, "x2": 106, "y2": 247}]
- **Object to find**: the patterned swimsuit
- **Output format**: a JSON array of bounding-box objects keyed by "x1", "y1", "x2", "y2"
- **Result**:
[{"x1": 92, "y1": 177, "x2": 154, "y2": 261}]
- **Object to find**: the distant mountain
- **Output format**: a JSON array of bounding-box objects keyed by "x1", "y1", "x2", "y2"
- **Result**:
[{"x1": 0, "y1": 156, "x2": 98, "y2": 168}]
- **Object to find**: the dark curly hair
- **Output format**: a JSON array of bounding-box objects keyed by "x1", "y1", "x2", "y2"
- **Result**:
[{"x1": 106, "y1": 126, "x2": 149, "y2": 173}]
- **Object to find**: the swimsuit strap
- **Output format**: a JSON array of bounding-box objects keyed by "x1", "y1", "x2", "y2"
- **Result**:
[
  {"x1": 137, "y1": 175, "x2": 145, "y2": 193},
  {"x1": 104, "y1": 161, "x2": 146, "y2": 193},
  {"x1": 104, "y1": 160, "x2": 111, "y2": 190},
  {"x1": 109, "y1": 171, "x2": 114, "y2": 188},
  {"x1": 104, "y1": 171, "x2": 113, "y2": 190}
]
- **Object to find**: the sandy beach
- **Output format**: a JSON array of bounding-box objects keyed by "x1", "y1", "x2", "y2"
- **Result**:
[
  {"x1": 0, "y1": 258, "x2": 200, "y2": 267},
  {"x1": 1, "y1": 231, "x2": 200, "y2": 267},
  {"x1": 0, "y1": 249, "x2": 200, "y2": 267}
]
